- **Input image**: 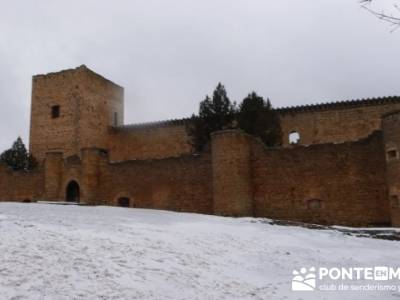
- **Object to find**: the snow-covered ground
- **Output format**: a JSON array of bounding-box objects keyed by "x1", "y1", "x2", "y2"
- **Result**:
[{"x1": 0, "y1": 203, "x2": 400, "y2": 300}]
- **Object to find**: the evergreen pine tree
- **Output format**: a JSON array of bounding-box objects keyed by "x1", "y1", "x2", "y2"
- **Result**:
[
  {"x1": 187, "y1": 84, "x2": 236, "y2": 151},
  {"x1": 0, "y1": 137, "x2": 37, "y2": 171},
  {"x1": 238, "y1": 92, "x2": 282, "y2": 147},
  {"x1": 187, "y1": 86, "x2": 282, "y2": 151}
]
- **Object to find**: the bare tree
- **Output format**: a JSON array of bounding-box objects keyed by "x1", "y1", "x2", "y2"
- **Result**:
[{"x1": 361, "y1": 0, "x2": 400, "y2": 30}]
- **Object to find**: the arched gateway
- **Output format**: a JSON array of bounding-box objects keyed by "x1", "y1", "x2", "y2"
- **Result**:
[
  {"x1": 66, "y1": 181, "x2": 80, "y2": 202},
  {"x1": 117, "y1": 197, "x2": 130, "y2": 207}
]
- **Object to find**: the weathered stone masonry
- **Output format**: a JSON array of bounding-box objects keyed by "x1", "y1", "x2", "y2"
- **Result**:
[{"x1": 1, "y1": 65, "x2": 399, "y2": 227}]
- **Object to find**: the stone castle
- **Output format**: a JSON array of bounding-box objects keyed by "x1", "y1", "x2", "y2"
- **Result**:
[{"x1": 1, "y1": 65, "x2": 400, "y2": 227}]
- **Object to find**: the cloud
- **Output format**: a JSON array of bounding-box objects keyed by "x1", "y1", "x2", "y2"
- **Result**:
[{"x1": 0, "y1": 0, "x2": 399, "y2": 152}]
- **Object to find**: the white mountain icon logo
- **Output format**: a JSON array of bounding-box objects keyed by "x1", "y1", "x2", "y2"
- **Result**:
[{"x1": 292, "y1": 267, "x2": 316, "y2": 291}]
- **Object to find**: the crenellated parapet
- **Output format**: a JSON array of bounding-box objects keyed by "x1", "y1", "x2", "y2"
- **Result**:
[{"x1": 277, "y1": 96, "x2": 400, "y2": 114}]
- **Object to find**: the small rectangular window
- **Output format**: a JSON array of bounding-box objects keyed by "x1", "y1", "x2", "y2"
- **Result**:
[
  {"x1": 51, "y1": 105, "x2": 60, "y2": 119},
  {"x1": 387, "y1": 149, "x2": 398, "y2": 161},
  {"x1": 307, "y1": 199, "x2": 322, "y2": 210}
]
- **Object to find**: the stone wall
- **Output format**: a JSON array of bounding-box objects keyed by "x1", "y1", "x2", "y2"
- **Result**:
[
  {"x1": 279, "y1": 98, "x2": 400, "y2": 147},
  {"x1": 211, "y1": 131, "x2": 253, "y2": 217},
  {"x1": 107, "y1": 98, "x2": 400, "y2": 161},
  {"x1": 252, "y1": 131, "x2": 390, "y2": 226},
  {"x1": 108, "y1": 124, "x2": 192, "y2": 161},
  {"x1": 97, "y1": 129, "x2": 391, "y2": 226},
  {"x1": 0, "y1": 165, "x2": 44, "y2": 201},
  {"x1": 97, "y1": 153, "x2": 213, "y2": 214},
  {"x1": 0, "y1": 129, "x2": 393, "y2": 227},
  {"x1": 382, "y1": 111, "x2": 400, "y2": 227}
]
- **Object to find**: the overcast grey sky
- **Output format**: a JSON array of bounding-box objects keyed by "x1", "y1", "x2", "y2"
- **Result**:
[{"x1": 0, "y1": 0, "x2": 399, "y2": 152}]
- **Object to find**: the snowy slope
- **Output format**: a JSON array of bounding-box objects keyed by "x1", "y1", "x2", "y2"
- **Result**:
[{"x1": 0, "y1": 203, "x2": 399, "y2": 300}]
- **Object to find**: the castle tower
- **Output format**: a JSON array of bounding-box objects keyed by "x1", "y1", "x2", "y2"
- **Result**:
[
  {"x1": 29, "y1": 65, "x2": 124, "y2": 163},
  {"x1": 382, "y1": 111, "x2": 400, "y2": 227},
  {"x1": 211, "y1": 130, "x2": 253, "y2": 217}
]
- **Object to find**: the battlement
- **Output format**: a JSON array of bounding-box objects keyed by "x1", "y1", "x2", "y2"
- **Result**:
[
  {"x1": 108, "y1": 95, "x2": 400, "y2": 154},
  {"x1": 33, "y1": 65, "x2": 123, "y2": 89},
  {"x1": 33, "y1": 65, "x2": 87, "y2": 79},
  {"x1": 110, "y1": 96, "x2": 400, "y2": 132},
  {"x1": 276, "y1": 96, "x2": 400, "y2": 114}
]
